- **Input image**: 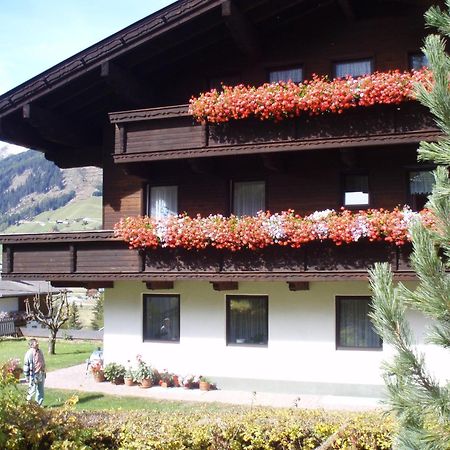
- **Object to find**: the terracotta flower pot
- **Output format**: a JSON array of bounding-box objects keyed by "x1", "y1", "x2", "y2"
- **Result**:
[
  {"x1": 111, "y1": 376, "x2": 124, "y2": 385},
  {"x1": 199, "y1": 381, "x2": 210, "y2": 391},
  {"x1": 160, "y1": 381, "x2": 168, "y2": 388},
  {"x1": 94, "y1": 371, "x2": 105, "y2": 382},
  {"x1": 124, "y1": 378, "x2": 135, "y2": 386},
  {"x1": 140, "y1": 378, "x2": 152, "y2": 388},
  {"x1": 173, "y1": 375, "x2": 179, "y2": 387}
]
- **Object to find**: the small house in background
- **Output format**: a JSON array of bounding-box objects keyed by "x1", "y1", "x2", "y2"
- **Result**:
[
  {"x1": 0, "y1": 278, "x2": 60, "y2": 335},
  {"x1": 0, "y1": 0, "x2": 448, "y2": 396}
]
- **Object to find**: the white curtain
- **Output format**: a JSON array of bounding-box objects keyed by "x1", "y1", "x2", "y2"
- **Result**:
[
  {"x1": 410, "y1": 54, "x2": 428, "y2": 70},
  {"x1": 233, "y1": 181, "x2": 265, "y2": 216},
  {"x1": 410, "y1": 171, "x2": 434, "y2": 194},
  {"x1": 338, "y1": 298, "x2": 381, "y2": 348},
  {"x1": 270, "y1": 67, "x2": 303, "y2": 83},
  {"x1": 335, "y1": 60, "x2": 372, "y2": 78},
  {"x1": 149, "y1": 185, "x2": 178, "y2": 218},
  {"x1": 227, "y1": 297, "x2": 268, "y2": 345}
]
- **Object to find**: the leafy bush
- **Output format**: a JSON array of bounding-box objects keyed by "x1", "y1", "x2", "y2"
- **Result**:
[
  {"x1": 103, "y1": 362, "x2": 125, "y2": 382},
  {"x1": 0, "y1": 372, "x2": 395, "y2": 450}
]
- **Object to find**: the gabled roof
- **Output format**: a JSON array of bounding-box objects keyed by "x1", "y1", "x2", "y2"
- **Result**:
[
  {"x1": 0, "y1": 0, "x2": 430, "y2": 168},
  {"x1": 0, "y1": 279, "x2": 59, "y2": 298}
]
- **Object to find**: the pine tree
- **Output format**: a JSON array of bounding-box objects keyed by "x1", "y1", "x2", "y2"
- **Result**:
[
  {"x1": 91, "y1": 294, "x2": 104, "y2": 330},
  {"x1": 67, "y1": 302, "x2": 82, "y2": 330},
  {"x1": 369, "y1": 4, "x2": 450, "y2": 449}
]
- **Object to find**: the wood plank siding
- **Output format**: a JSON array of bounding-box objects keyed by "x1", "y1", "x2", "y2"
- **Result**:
[
  {"x1": 101, "y1": 143, "x2": 431, "y2": 227},
  {"x1": 0, "y1": 232, "x2": 414, "y2": 283},
  {"x1": 110, "y1": 103, "x2": 438, "y2": 163}
]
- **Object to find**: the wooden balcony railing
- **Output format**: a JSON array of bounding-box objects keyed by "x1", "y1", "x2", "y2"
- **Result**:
[
  {"x1": 1, "y1": 230, "x2": 415, "y2": 287},
  {"x1": 109, "y1": 102, "x2": 439, "y2": 163}
]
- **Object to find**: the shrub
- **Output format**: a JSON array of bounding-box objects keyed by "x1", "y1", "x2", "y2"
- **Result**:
[{"x1": 103, "y1": 362, "x2": 125, "y2": 383}]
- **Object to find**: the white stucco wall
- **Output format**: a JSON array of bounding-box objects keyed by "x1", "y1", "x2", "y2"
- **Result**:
[
  {"x1": 103, "y1": 280, "x2": 448, "y2": 390},
  {"x1": 0, "y1": 297, "x2": 19, "y2": 313}
]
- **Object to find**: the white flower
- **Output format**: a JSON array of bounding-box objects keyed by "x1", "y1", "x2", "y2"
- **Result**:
[{"x1": 307, "y1": 209, "x2": 334, "y2": 222}]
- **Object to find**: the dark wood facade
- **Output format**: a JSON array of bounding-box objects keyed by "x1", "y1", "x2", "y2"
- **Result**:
[{"x1": 0, "y1": 0, "x2": 440, "y2": 284}]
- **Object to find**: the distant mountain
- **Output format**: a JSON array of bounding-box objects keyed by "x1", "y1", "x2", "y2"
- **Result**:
[
  {"x1": 0, "y1": 150, "x2": 102, "y2": 232},
  {"x1": 0, "y1": 142, "x2": 26, "y2": 160}
]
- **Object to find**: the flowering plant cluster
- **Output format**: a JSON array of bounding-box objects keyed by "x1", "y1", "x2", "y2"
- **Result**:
[
  {"x1": 189, "y1": 69, "x2": 432, "y2": 124},
  {"x1": 180, "y1": 374, "x2": 201, "y2": 388},
  {"x1": 114, "y1": 207, "x2": 434, "y2": 251},
  {"x1": 89, "y1": 360, "x2": 103, "y2": 374},
  {"x1": 2, "y1": 358, "x2": 22, "y2": 374}
]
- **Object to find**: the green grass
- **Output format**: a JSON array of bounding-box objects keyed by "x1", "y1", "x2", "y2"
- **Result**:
[
  {"x1": 41, "y1": 388, "x2": 237, "y2": 412},
  {"x1": 5, "y1": 197, "x2": 102, "y2": 234},
  {"x1": 0, "y1": 338, "x2": 101, "y2": 371}
]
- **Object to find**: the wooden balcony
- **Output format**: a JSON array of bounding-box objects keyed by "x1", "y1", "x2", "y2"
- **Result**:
[
  {"x1": 109, "y1": 102, "x2": 439, "y2": 163},
  {"x1": 1, "y1": 231, "x2": 415, "y2": 287}
]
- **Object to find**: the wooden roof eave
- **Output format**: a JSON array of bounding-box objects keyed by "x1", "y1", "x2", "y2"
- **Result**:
[{"x1": 0, "y1": 0, "x2": 223, "y2": 120}]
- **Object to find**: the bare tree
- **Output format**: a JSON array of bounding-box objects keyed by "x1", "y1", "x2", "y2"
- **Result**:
[{"x1": 25, "y1": 290, "x2": 69, "y2": 354}]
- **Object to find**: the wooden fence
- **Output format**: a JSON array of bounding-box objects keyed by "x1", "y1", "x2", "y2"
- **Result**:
[{"x1": 0, "y1": 318, "x2": 17, "y2": 337}]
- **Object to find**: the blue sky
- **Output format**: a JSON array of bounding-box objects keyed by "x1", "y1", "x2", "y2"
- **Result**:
[{"x1": 0, "y1": 0, "x2": 174, "y2": 153}]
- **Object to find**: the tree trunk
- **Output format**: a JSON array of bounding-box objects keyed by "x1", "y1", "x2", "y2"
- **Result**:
[{"x1": 48, "y1": 330, "x2": 57, "y2": 354}]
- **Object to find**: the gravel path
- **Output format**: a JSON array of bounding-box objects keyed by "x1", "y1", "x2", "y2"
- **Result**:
[{"x1": 45, "y1": 364, "x2": 383, "y2": 411}]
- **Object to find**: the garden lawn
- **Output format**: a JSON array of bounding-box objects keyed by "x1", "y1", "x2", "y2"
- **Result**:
[
  {"x1": 0, "y1": 338, "x2": 101, "y2": 371},
  {"x1": 43, "y1": 388, "x2": 236, "y2": 412}
]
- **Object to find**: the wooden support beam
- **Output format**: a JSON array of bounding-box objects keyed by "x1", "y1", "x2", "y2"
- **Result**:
[
  {"x1": 144, "y1": 281, "x2": 174, "y2": 290},
  {"x1": 44, "y1": 148, "x2": 102, "y2": 168},
  {"x1": 288, "y1": 282, "x2": 310, "y2": 291},
  {"x1": 211, "y1": 281, "x2": 238, "y2": 291},
  {"x1": 69, "y1": 245, "x2": 76, "y2": 273},
  {"x1": 4, "y1": 246, "x2": 13, "y2": 274},
  {"x1": 221, "y1": 0, "x2": 261, "y2": 59},
  {"x1": 337, "y1": 0, "x2": 355, "y2": 21},
  {"x1": 22, "y1": 103, "x2": 90, "y2": 147},
  {"x1": 101, "y1": 61, "x2": 152, "y2": 107},
  {"x1": 51, "y1": 281, "x2": 114, "y2": 289}
]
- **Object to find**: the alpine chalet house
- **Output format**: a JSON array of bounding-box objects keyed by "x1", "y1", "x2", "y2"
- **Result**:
[{"x1": 0, "y1": 0, "x2": 447, "y2": 396}]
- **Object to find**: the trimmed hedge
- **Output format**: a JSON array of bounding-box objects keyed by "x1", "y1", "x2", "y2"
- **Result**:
[{"x1": 1, "y1": 376, "x2": 395, "y2": 449}]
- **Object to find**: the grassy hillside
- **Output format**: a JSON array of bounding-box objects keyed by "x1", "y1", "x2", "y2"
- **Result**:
[{"x1": 5, "y1": 197, "x2": 103, "y2": 234}]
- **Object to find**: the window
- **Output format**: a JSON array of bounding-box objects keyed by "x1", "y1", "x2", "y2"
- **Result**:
[
  {"x1": 226, "y1": 295, "x2": 268, "y2": 345},
  {"x1": 269, "y1": 66, "x2": 303, "y2": 83},
  {"x1": 409, "y1": 170, "x2": 434, "y2": 211},
  {"x1": 336, "y1": 296, "x2": 382, "y2": 349},
  {"x1": 147, "y1": 185, "x2": 177, "y2": 218},
  {"x1": 409, "y1": 52, "x2": 428, "y2": 70},
  {"x1": 143, "y1": 294, "x2": 180, "y2": 342},
  {"x1": 343, "y1": 174, "x2": 369, "y2": 207},
  {"x1": 334, "y1": 59, "x2": 373, "y2": 78},
  {"x1": 232, "y1": 181, "x2": 265, "y2": 216}
]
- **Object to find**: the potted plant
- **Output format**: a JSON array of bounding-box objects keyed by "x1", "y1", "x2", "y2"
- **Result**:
[
  {"x1": 135, "y1": 360, "x2": 154, "y2": 388},
  {"x1": 124, "y1": 362, "x2": 137, "y2": 386},
  {"x1": 103, "y1": 362, "x2": 125, "y2": 385},
  {"x1": 199, "y1": 376, "x2": 211, "y2": 391},
  {"x1": 159, "y1": 369, "x2": 174, "y2": 388},
  {"x1": 90, "y1": 360, "x2": 105, "y2": 382},
  {"x1": 181, "y1": 374, "x2": 200, "y2": 389}
]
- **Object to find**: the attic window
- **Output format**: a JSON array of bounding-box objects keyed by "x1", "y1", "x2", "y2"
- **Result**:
[
  {"x1": 334, "y1": 59, "x2": 373, "y2": 78},
  {"x1": 269, "y1": 66, "x2": 303, "y2": 83}
]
